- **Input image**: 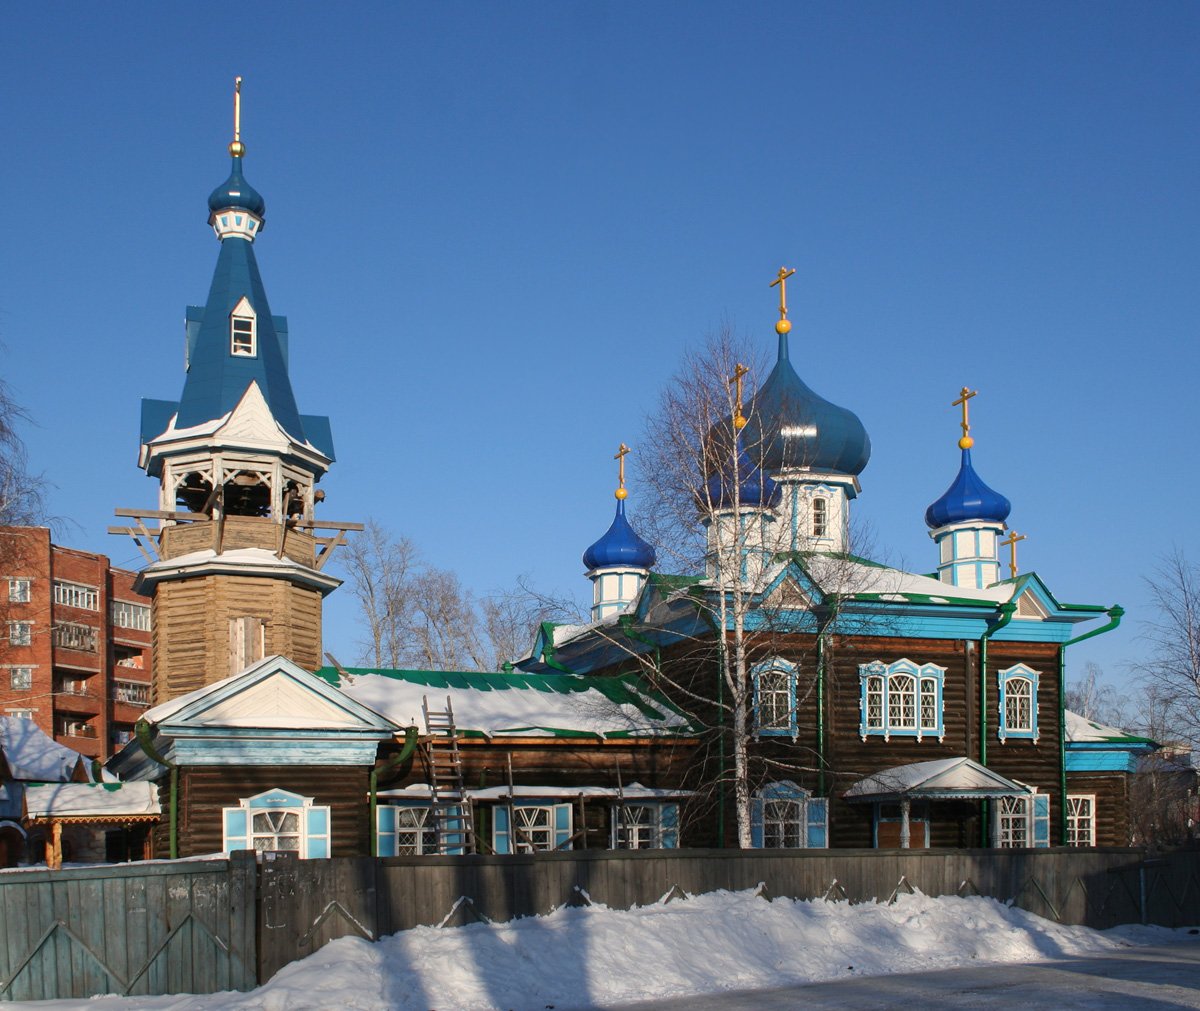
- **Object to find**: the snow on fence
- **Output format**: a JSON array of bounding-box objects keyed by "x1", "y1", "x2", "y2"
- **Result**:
[{"x1": 0, "y1": 847, "x2": 1196, "y2": 1002}]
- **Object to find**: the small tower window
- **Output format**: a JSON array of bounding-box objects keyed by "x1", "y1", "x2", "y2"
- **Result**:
[
  {"x1": 230, "y1": 297, "x2": 257, "y2": 357},
  {"x1": 811, "y1": 497, "x2": 828, "y2": 538}
]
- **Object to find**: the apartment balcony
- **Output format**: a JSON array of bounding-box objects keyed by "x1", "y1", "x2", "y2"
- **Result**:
[{"x1": 55, "y1": 685, "x2": 103, "y2": 716}]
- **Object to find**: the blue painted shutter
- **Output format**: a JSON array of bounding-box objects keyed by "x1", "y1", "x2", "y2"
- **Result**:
[
  {"x1": 493, "y1": 806, "x2": 511, "y2": 855},
  {"x1": 1032, "y1": 794, "x2": 1050, "y2": 848},
  {"x1": 806, "y1": 798, "x2": 828, "y2": 848},
  {"x1": 223, "y1": 808, "x2": 248, "y2": 854},
  {"x1": 376, "y1": 805, "x2": 398, "y2": 857},
  {"x1": 305, "y1": 806, "x2": 331, "y2": 859},
  {"x1": 660, "y1": 804, "x2": 679, "y2": 849},
  {"x1": 750, "y1": 796, "x2": 764, "y2": 848},
  {"x1": 553, "y1": 804, "x2": 572, "y2": 850}
]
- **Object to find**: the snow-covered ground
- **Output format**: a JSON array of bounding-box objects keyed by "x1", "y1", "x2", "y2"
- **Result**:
[{"x1": 13, "y1": 889, "x2": 1191, "y2": 1011}]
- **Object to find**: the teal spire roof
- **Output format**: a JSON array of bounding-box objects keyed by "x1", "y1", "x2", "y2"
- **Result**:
[
  {"x1": 175, "y1": 236, "x2": 305, "y2": 437},
  {"x1": 741, "y1": 331, "x2": 871, "y2": 476}
]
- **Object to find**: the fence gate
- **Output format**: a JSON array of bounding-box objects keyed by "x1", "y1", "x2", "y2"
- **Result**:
[{"x1": 0, "y1": 853, "x2": 256, "y2": 1002}]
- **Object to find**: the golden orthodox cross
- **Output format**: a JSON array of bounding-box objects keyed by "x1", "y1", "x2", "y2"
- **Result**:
[
  {"x1": 1000, "y1": 529, "x2": 1027, "y2": 578},
  {"x1": 769, "y1": 266, "x2": 796, "y2": 324},
  {"x1": 614, "y1": 443, "x2": 630, "y2": 499},
  {"x1": 730, "y1": 363, "x2": 750, "y2": 431},
  {"x1": 952, "y1": 386, "x2": 977, "y2": 449},
  {"x1": 229, "y1": 76, "x2": 246, "y2": 157}
]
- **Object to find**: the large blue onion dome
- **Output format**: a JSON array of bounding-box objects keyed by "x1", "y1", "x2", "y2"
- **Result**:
[
  {"x1": 582, "y1": 500, "x2": 657, "y2": 571},
  {"x1": 739, "y1": 331, "x2": 871, "y2": 476},
  {"x1": 208, "y1": 155, "x2": 266, "y2": 219},
  {"x1": 924, "y1": 449, "x2": 1011, "y2": 529},
  {"x1": 704, "y1": 444, "x2": 781, "y2": 510}
]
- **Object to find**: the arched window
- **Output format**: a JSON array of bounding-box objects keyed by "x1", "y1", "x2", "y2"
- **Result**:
[
  {"x1": 859, "y1": 660, "x2": 946, "y2": 741},
  {"x1": 752, "y1": 658, "x2": 799, "y2": 737},
  {"x1": 222, "y1": 788, "x2": 330, "y2": 859},
  {"x1": 998, "y1": 664, "x2": 1040, "y2": 741}
]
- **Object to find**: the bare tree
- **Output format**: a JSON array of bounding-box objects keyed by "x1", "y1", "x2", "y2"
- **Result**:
[
  {"x1": 1136, "y1": 550, "x2": 1200, "y2": 750},
  {"x1": 340, "y1": 519, "x2": 573, "y2": 672},
  {"x1": 1065, "y1": 661, "x2": 1130, "y2": 728},
  {"x1": 0, "y1": 377, "x2": 47, "y2": 529}
]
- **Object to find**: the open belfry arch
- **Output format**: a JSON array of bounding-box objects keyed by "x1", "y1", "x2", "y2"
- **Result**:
[{"x1": 111, "y1": 78, "x2": 360, "y2": 705}]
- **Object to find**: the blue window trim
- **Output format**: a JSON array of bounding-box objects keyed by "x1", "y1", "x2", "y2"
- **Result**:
[
  {"x1": 858, "y1": 659, "x2": 946, "y2": 741},
  {"x1": 752, "y1": 657, "x2": 799, "y2": 738},
  {"x1": 997, "y1": 663, "x2": 1040, "y2": 742},
  {"x1": 609, "y1": 801, "x2": 680, "y2": 850},
  {"x1": 750, "y1": 780, "x2": 828, "y2": 849},
  {"x1": 222, "y1": 788, "x2": 330, "y2": 859}
]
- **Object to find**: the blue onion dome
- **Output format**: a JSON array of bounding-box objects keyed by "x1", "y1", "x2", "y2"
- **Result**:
[
  {"x1": 705, "y1": 444, "x2": 781, "y2": 510},
  {"x1": 739, "y1": 331, "x2": 871, "y2": 475},
  {"x1": 208, "y1": 155, "x2": 266, "y2": 219},
  {"x1": 924, "y1": 449, "x2": 1012, "y2": 529},
  {"x1": 583, "y1": 500, "x2": 657, "y2": 571}
]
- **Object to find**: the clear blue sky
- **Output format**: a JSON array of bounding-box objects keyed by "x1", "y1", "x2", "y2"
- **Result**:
[{"x1": 1, "y1": 3, "x2": 1196, "y2": 689}]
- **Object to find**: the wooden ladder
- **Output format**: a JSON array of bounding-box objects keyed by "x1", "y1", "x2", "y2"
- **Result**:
[{"x1": 421, "y1": 695, "x2": 476, "y2": 855}]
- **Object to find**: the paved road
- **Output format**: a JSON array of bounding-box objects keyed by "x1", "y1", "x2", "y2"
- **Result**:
[{"x1": 601, "y1": 940, "x2": 1200, "y2": 1010}]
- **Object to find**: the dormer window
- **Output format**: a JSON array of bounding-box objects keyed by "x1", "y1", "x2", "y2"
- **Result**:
[{"x1": 230, "y1": 297, "x2": 257, "y2": 357}]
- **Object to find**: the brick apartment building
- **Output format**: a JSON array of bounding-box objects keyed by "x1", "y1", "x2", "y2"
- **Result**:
[{"x1": 1, "y1": 527, "x2": 152, "y2": 761}]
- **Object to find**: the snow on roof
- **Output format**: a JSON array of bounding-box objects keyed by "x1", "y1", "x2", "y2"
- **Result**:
[
  {"x1": 139, "y1": 546, "x2": 322, "y2": 581},
  {"x1": 377, "y1": 782, "x2": 692, "y2": 801},
  {"x1": 24, "y1": 782, "x2": 161, "y2": 819},
  {"x1": 803, "y1": 553, "x2": 1016, "y2": 605},
  {"x1": 844, "y1": 757, "x2": 1030, "y2": 800},
  {"x1": 1065, "y1": 710, "x2": 1156, "y2": 746},
  {"x1": 0, "y1": 717, "x2": 86, "y2": 782},
  {"x1": 316, "y1": 667, "x2": 696, "y2": 739}
]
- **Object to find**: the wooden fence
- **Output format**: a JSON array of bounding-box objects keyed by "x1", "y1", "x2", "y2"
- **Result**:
[{"x1": 2, "y1": 847, "x2": 1197, "y2": 1002}]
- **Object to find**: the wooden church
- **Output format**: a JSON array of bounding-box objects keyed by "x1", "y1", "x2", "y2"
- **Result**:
[{"x1": 107, "y1": 82, "x2": 1147, "y2": 860}]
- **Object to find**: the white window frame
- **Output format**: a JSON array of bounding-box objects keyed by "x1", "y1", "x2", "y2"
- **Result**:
[
  {"x1": 996, "y1": 795, "x2": 1030, "y2": 848},
  {"x1": 1066, "y1": 794, "x2": 1096, "y2": 847},
  {"x1": 112, "y1": 680, "x2": 150, "y2": 706},
  {"x1": 8, "y1": 667, "x2": 33, "y2": 691},
  {"x1": 223, "y1": 789, "x2": 330, "y2": 859},
  {"x1": 7, "y1": 621, "x2": 32, "y2": 647},
  {"x1": 7, "y1": 578, "x2": 31, "y2": 603},
  {"x1": 52, "y1": 622, "x2": 97, "y2": 652},
  {"x1": 997, "y1": 664, "x2": 1040, "y2": 742},
  {"x1": 751, "y1": 781, "x2": 828, "y2": 849},
  {"x1": 53, "y1": 581, "x2": 99, "y2": 611},
  {"x1": 393, "y1": 805, "x2": 439, "y2": 855},
  {"x1": 859, "y1": 660, "x2": 946, "y2": 741},
  {"x1": 610, "y1": 802, "x2": 680, "y2": 850},
  {"x1": 810, "y1": 496, "x2": 828, "y2": 538},
  {"x1": 111, "y1": 600, "x2": 151, "y2": 631},
  {"x1": 6, "y1": 709, "x2": 34, "y2": 720},
  {"x1": 753, "y1": 658, "x2": 799, "y2": 737},
  {"x1": 230, "y1": 296, "x2": 257, "y2": 357}
]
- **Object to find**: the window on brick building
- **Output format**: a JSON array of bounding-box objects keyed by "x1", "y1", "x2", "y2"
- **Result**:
[
  {"x1": 53, "y1": 623, "x2": 97, "y2": 652},
  {"x1": 7, "y1": 622, "x2": 32, "y2": 647},
  {"x1": 111, "y1": 600, "x2": 150, "y2": 631},
  {"x1": 7, "y1": 578, "x2": 30, "y2": 603},
  {"x1": 8, "y1": 667, "x2": 33, "y2": 691},
  {"x1": 53, "y1": 581, "x2": 98, "y2": 611}
]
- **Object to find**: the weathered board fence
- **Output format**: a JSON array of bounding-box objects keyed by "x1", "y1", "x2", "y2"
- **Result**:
[
  {"x1": 0, "y1": 853, "x2": 257, "y2": 1003},
  {"x1": 2, "y1": 847, "x2": 1197, "y2": 1002}
]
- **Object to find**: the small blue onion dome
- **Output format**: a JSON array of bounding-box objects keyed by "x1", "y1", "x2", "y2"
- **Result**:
[
  {"x1": 208, "y1": 156, "x2": 266, "y2": 219},
  {"x1": 739, "y1": 331, "x2": 871, "y2": 475},
  {"x1": 583, "y1": 500, "x2": 657, "y2": 571},
  {"x1": 705, "y1": 444, "x2": 781, "y2": 510},
  {"x1": 924, "y1": 449, "x2": 1012, "y2": 529}
]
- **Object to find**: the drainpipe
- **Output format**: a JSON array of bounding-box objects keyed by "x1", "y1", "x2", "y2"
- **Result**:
[
  {"x1": 539, "y1": 633, "x2": 579, "y2": 676},
  {"x1": 978, "y1": 601, "x2": 1016, "y2": 846},
  {"x1": 1058, "y1": 606, "x2": 1124, "y2": 844},
  {"x1": 815, "y1": 596, "x2": 840, "y2": 799},
  {"x1": 368, "y1": 726, "x2": 419, "y2": 856},
  {"x1": 135, "y1": 720, "x2": 177, "y2": 859}
]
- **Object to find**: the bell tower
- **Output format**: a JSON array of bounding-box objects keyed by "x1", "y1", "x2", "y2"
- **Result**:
[{"x1": 112, "y1": 79, "x2": 360, "y2": 704}]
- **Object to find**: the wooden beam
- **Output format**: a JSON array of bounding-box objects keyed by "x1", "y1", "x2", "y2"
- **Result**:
[
  {"x1": 107, "y1": 528, "x2": 158, "y2": 565},
  {"x1": 313, "y1": 530, "x2": 347, "y2": 570},
  {"x1": 290, "y1": 519, "x2": 365, "y2": 532},
  {"x1": 114, "y1": 508, "x2": 209, "y2": 522}
]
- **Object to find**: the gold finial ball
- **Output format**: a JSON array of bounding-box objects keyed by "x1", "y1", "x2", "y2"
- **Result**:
[
  {"x1": 959, "y1": 436, "x2": 974, "y2": 450},
  {"x1": 775, "y1": 319, "x2": 792, "y2": 335},
  {"x1": 615, "y1": 487, "x2": 628, "y2": 500},
  {"x1": 229, "y1": 140, "x2": 246, "y2": 158},
  {"x1": 733, "y1": 415, "x2": 747, "y2": 431}
]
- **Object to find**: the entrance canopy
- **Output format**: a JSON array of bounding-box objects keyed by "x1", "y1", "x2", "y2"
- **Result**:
[{"x1": 844, "y1": 757, "x2": 1030, "y2": 803}]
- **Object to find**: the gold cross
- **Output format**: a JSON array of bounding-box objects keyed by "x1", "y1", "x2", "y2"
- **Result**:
[
  {"x1": 952, "y1": 386, "x2": 977, "y2": 449},
  {"x1": 730, "y1": 363, "x2": 750, "y2": 431},
  {"x1": 614, "y1": 443, "x2": 630, "y2": 500},
  {"x1": 769, "y1": 266, "x2": 796, "y2": 323},
  {"x1": 230, "y1": 76, "x2": 245, "y2": 157},
  {"x1": 1000, "y1": 529, "x2": 1027, "y2": 578}
]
